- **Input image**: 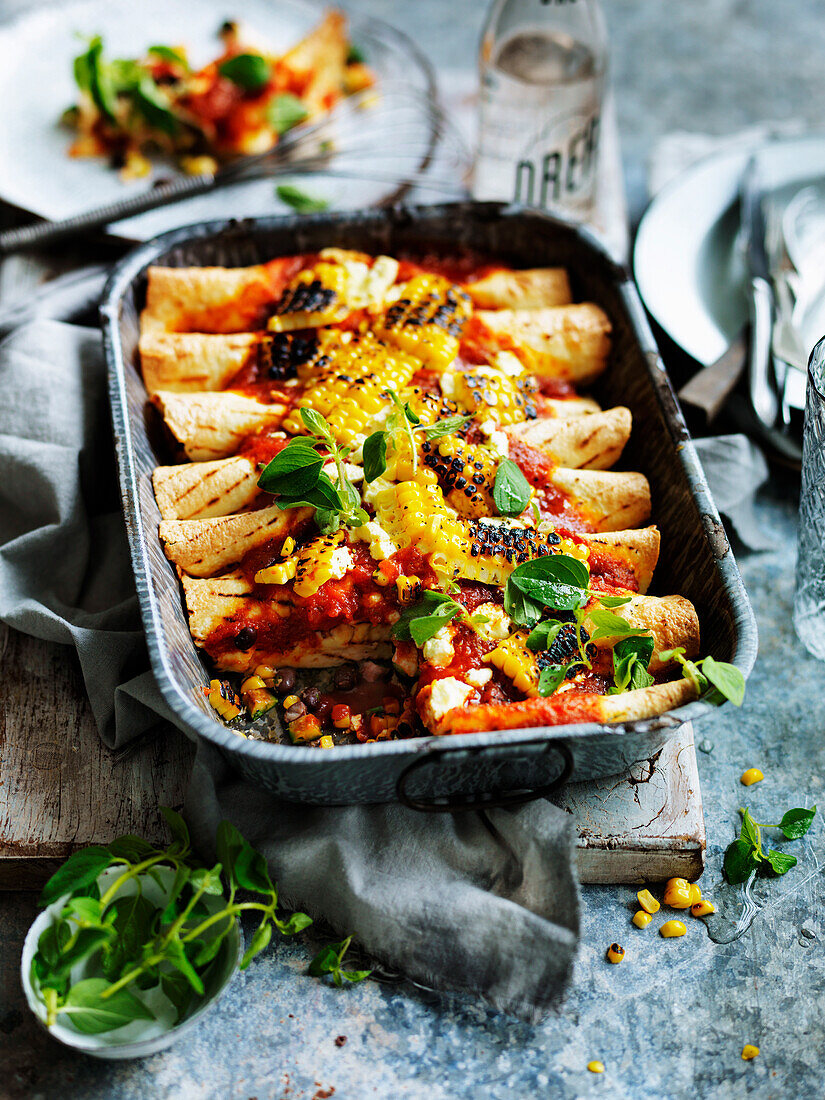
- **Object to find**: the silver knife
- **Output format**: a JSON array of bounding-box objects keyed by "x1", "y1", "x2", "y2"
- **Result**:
[{"x1": 740, "y1": 155, "x2": 780, "y2": 429}]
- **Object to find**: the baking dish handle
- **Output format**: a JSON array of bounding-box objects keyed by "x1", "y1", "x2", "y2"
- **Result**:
[{"x1": 395, "y1": 739, "x2": 573, "y2": 813}]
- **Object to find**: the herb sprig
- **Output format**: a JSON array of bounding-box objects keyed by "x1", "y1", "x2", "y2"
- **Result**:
[
  {"x1": 724, "y1": 806, "x2": 816, "y2": 883},
  {"x1": 392, "y1": 590, "x2": 491, "y2": 647},
  {"x1": 258, "y1": 408, "x2": 368, "y2": 533},
  {"x1": 30, "y1": 811, "x2": 369, "y2": 1034},
  {"x1": 362, "y1": 389, "x2": 471, "y2": 482}
]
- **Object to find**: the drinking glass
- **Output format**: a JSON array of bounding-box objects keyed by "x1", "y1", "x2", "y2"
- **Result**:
[{"x1": 794, "y1": 335, "x2": 825, "y2": 659}]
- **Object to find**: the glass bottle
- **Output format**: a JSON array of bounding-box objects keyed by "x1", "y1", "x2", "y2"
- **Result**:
[{"x1": 472, "y1": 0, "x2": 608, "y2": 220}]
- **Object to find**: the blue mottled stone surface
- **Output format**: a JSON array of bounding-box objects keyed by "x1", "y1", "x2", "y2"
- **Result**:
[{"x1": 3, "y1": 1, "x2": 825, "y2": 1096}]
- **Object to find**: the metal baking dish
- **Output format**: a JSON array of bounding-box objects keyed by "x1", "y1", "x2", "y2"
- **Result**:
[{"x1": 101, "y1": 202, "x2": 758, "y2": 808}]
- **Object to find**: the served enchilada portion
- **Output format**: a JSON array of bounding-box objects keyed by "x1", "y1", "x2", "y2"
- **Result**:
[{"x1": 141, "y1": 246, "x2": 742, "y2": 746}]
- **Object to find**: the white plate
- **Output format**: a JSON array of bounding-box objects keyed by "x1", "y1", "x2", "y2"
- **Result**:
[
  {"x1": 0, "y1": 0, "x2": 440, "y2": 241},
  {"x1": 634, "y1": 136, "x2": 825, "y2": 368}
]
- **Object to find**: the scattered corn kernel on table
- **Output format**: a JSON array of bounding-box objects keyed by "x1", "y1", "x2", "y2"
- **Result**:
[{"x1": 2, "y1": 2, "x2": 825, "y2": 1098}]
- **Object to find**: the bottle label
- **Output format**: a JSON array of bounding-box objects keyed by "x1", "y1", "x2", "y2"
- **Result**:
[{"x1": 514, "y1": 111, "x2": 600, "y2": 209}]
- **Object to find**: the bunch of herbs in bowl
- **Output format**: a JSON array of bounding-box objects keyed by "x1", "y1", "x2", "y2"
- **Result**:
[{"x1": 21, "y1": 808, "x2": 311, "y2": 1059}]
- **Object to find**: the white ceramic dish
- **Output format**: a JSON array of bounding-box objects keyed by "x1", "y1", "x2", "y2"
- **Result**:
[
  {"x1": 634, "y1": 135, "x2": 825, "y2": 370},
  {"x1": 0, "y1": 0, "x2": 440, "y2": 242},
  {"x1": 21, "y1": 866, "x2": 242, "y2": 1060}
]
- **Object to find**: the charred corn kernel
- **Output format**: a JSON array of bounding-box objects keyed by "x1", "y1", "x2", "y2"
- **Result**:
[
  {"x1": 207, "y1": 679, "x2": 243, "y2": 720},
  {"x1": 288, "y1": 714, "x2": 322, "y2": 743},
  {"x1": 632, "y1": 910, "x2": 652, "y2": 929},
  {"x1": 281, "y1": 536, "x2": 296, "y2": 557},
  {"x1": 283, "y1": 694, "x2": 299, "y2": 709},
  {"x1": 606, "y1": 943, "x2": 625, "y2": 964},
  {"x1": 587, "y1": 1061, "x2": 605, "y2": 1074},
  {"x1": 450, "y1": 364, "x2": 539, "y2": 427},
  {"x1": 636, "y1": 889, "x2": 660, "y2": 915},
  {"x1": 241, "y1": 675, "x2": 267, "y2": 692},
  {"x1": 255, "y1": 558, "x2": 297, "y2": 585},
  {"x1": 373, "y1": 567, "x2": 392, "y2": 586},
  {"x1": 420, "y1": 434, "x2": 497, "y2": 518},
  {"x1": 691, "y1": 900, "x2": 715, "y2": 917},
  {"x1": 268, "y1": 261, "x2": 350, "y2": 332},
  {"x1": 688, "y1": 883, "x2": 702, "y2": 905},
  {"x1": 179, "y1": 154, "x2": 218, "y2": 177},
  {"x1": 373, "y1": 274, "x2": 472, "y2": 369},
  {"x1": 741, "y1": 1045, "x2": 759, "y2": 1061},
  {"x1": 741, "y1": 767, "x2": 764, "y2": 786},
  {"x1": 662, "y1": 878, "x2": 693, "y2": 909},
  {"x1": 293, "y1": 531, "x2": 353, "y2": 598},
  {"x1": 659, "y1": 920, "x2": 687, "y2": 938},
  {"x1": 254, "y1": 664, "x2": 277, "y2": 686},
  {"x1": 319, "y1": 735, "x2": 335, "y2": 749},
  {"x1": 331, "y1": 704, "x2": 351, "y2": 729},
  {"x1": 484, "y1": 631, "x2": 540, "y2": 696},
  {"x1": 395, "y1": 574, "x2": 422, "y2": 604}
]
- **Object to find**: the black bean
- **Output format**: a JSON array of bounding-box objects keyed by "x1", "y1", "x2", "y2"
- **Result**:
[
  {"x1": 302, "y1": 687, "x2": 321, "y2": 710},
  {"x1": 283, "y1": 701, "x2": 307, "y2": 722},
  {"x1": 315, "y1": 698, "x2": 333, "y2": 723},
  {"x1": 273, "y1": 668, "x2": 296, "y2": 692},
  {"x1": 233, "y1": 626, "x2": 257, "y2": 651},
  {"x1": 333, "y1": 665, "x2": 357, "y2": 690}
]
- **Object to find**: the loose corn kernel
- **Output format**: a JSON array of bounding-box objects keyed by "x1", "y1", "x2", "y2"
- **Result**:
[
  {"x1": 632, "y1": 910, "x2": 652, "y2": 929},
  {"x1": 659, "y1": 920, "x2": 687, "y2": 938},
  {"x1": 255, "y1": 558, "x2": 297, "y2": 585},
  {"x1": 691, "y1": 900, "x2": 715, "y2": 917},
  {"x1": 740, "y1": 767, "x2": 764, "y2": 786},
  {"x1": 254, "y1": 664, "x2": 277, "y2": 684},
  {"x1": 373, "y1": 567, "x2": 392, "y2": 586},
  {"x1": 587, "y1": 1061, "x2": 605, "y2": 1074},
  {"x1": 606, "y1": 943, "x2": 625, "y2": 964},
  {"x1": 241, "y1": 675, "x2": 267, "y2": 692},
  {"x1": 282, "y1": 536, "x2": 296, "y2": 557},
  {"x1": 395, "y1": 574, "x2": 422, "y2": 604},
  {"x1": 636, "y1": 889, "x2": 660, "y2": 915},
  {"x1": 662, "y1": 877, "x2": 693, "y2": 909},
  {"x1": 332, "y1": 704, "x2": 351, "y2": 729},
  {"x1": 283, "y1": 694, "x2": 299, "y2": 708},
  {"x1": 319, "y1": 735, "x2": 335, "y2": 749},
  {"x1": 688, "y1": 883, "x2": 702, "y2": 905},
  {"x1": 741, "y1": 1045, "x2": 760, "y2": 1061}
]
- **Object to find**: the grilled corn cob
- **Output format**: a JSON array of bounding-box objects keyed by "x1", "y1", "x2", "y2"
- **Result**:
[
  {"x1": 445, "y1": 364, "x2": 538, "y2": 427},
  {"x1": 370, "y1": 475, "x2": 570, "y2": 585},
  {"x1": 420, "y1": 435, "x2": 497, "y2": 517},
  {"x1": 373, "y1": 274, "x2": 471, "y2": 368},
  {"x1": 293, "y1": 530, "x2": 354, "y2": 598},
  {"x1": 484, "y1": 630, "x2": 540, "y2": 695},
  {"x1": 267, "y1": 262, "x2": 350, "y2": 331}
]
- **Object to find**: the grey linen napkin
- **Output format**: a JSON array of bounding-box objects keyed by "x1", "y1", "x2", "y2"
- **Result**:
[{"x1": 0, "y1": 318, "x2": 580, "y2": 1020}]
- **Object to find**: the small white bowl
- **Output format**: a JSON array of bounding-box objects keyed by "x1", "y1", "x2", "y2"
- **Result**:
[{"x1": 21, "y1": 866, "x2": 242, "y2": 1060}]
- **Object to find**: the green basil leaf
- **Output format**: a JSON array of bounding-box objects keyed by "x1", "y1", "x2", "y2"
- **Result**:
[
  {"x1": 762, "y1": 849, "x2": 798, "y2": 876},
  {"x1": 740, "y1": 807, "x2": 761, "y2": 852},
  {"x1": 700, "y1": 655, "x2": 745, "y2": 707},
  {"x1": 189, "y1": 864, "x2": 225, "y2": 897},
  {"x1": 165, "y1": 940, "x2": 205, "y2": 995},
  {"x1": 587, "y1": 607, "x2": 649, "y2": 643},
  {"x1": 61, "y1": 978, "x2": 154, "y2": 1034},
  {"x1": 36, "y1": 920, "x2": 72, "y2": 973},
  {"x1": 40, "y1": 846, "x2": 113, "y2": 908},
  {"x1": 422, "y1": 414, "x2": 473, "y2": 442},
  {"x1": 680, "y1": 657, "x2": 709, "y2": 697},
  {"x1": 267, "y1": 92, "x2": 309, "y2": 134},
  {"x1": 62, "y1": 896, "x2": 104, "y2": 925},
  {"x1": 240, "y1": 919, "x2": 273, "y2": 969},
  {"x1": 85, "y1": 38, "x2": 118, "y2": 122},
  {"x1": 362, "y1": 431, "x2": 388, "y2": 483},
  {"x1": 340, "y1": 969, "x2": 372, "y2": 983},
  {"x1": 160, "y1": 970, "x2": 196, "y2": 1024},
  {"x1": 101, "y1": 894, "x2": 156, "y2": 982},
  {"x1": 595, "y1": 594, "x2": 633, "y2": 607},
  {"x1": 408, "y1": 608, "x2": 461, "y2": 647},
  {"x1": 216, "y1": 820, "x2": 245, "y2": 885},
  {"x1": 147, "y1": 45, "x2": 189, "y2": 69},
  {"x1": 276, "y1": 184, "x2": 330, "y2": 214},
  {"x1": 218, "y1": 52, "x2": 270, "y2": 91},
  {"x1": 537, "y1": 663, "x2": 568, "y2": 697},
  {"x1": 611, "y1": 635, "x2": 655, "y2": 693},
  {"x1": 51, "y1": 926, "x2": 115, "y2": 981},
  {"x1": 257, "y1": 444, "x2": 323, "y2": 495},
  {"x1": 526, "y1": 619, "x2": 563, "y2": 652},
  {"x1": 160, "y1": 864, "x2": 192, "y2": 924},
  {"x1": 493, "y1": 458, "x2": 532, "y2": 517},
  {"x1": 509, "y1": 575, "x2": 588, "y2": 613},
  {"x1": 723, "y1": 837, "x2": 759, "y2": 884},
  {"x1": 133, "y1": 77, "x2": 178, "y2": 135},
  {"x1": 657, "y1": 647, "x2": 685, "y2": 664},
  {"x1": 232, "y1": 844, "x2": 273, "y2": 895},
  {"x1": 107, "y1": 835, "x2": 156, "y2": 862},
  {"x1": 73, "y1": 38, "x2": 98, "y2": 93},
  {"x1": 278, "y1": 911, "x2": 313, "y2": 935},
  {"x1": 160, "y1": 806, "x2": 190, "y2": 852},
  {"x1": 308, "y1": 943, "x2": 340, "y2": 977},
  {"x1": 193, "y1": 919, "x2": 233, "y2": 967},
  {"x1": 392, "y1": 591, "x2": 463, "y2": 642},
  {"x1": 778, "y1": 806, "x2": 817, "y2": 840}
]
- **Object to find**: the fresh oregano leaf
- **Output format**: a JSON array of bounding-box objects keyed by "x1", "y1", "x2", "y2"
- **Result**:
[
  {"x1": 218, "y1": 52, "x2": 270, "y2": 91},
  {"x1": 537, "y1": 664, "x2": 569, "y2": 697},
  {"x1": 723, "y1": 838, "x2": 759, "y2": 884},
  {"x1": 61, "y1": 978, "x2": 154, "y2": 1034},
  {"x1": 526, "y1": 619, "x2": 563, "y2": 652},
  {"x1": 778, "y1": 806, "x2": 817, "y2": 839},
  {"x1": 276, "y1": 184, "x2": 330, "y2": 214},
  {"x1": 700, "y1": 655, "x2": 746, "y2": 706},
  {"x1": 493, "y1": 458, "x2": 531, "y2": 517},
  {"x1": 39, "y1": 846, "x2": 113, "y2": 908},
  {"x1": 267, "y1": 92, "x2": 308, "y2": 134},
  {"x1": 362, "y1": 431, "x2": 387, "y2": 483},
  {"x1": 240, "y1": 920, "x2": 273, "y2": 969},
  {"x1": 763, "y1": 849, "x2": 798, "y2": 876}
]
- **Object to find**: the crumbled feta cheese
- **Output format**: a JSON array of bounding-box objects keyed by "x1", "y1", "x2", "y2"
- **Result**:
[
  {"x1": 392, "y1": 642, "x2": 418, "y2": 677},
  {"x1": 328, "y1": 545, "x2": 354, "y2": 581},
  {"x1": 353, "y1": 520, "x2": 398, "y2": 562},
  {"x1": 439, "y1": 370, "x2": 458, "y2": 400},
  {"x1": 494, "y1": 351, "x2": 525, "y2": 377},
  {"x1": 322, "y1": 461, "x2": 363, "y2": 484},
  {"x1": 465, "y1": 667, "x2": 493, "y2": 688},
  {"x1": 478, "y1": 417, "x2": 509, "y2": 458},
  {"x1": 362, "y1": 476, "x2": 395, "y2": 508},
  {"x1": 427, "y1": 677, "x2": 473, "y2": 722},
  {"x1": 471, "y1": 603, "x2": 511, "y2": 641},
  {"x1": 422, "y1": 625, "x2": 455, "y2": 668}
]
